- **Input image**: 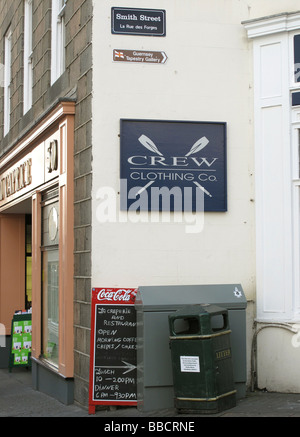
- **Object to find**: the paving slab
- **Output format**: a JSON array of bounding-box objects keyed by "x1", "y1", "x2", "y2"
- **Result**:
[{"x1": 1, "y1": 367, "x2": 300, "y2": 418}]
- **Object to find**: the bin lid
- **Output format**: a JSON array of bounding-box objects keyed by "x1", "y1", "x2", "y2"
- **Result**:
[
  {"x1": 168, "y1": 304, "x2": 230, "y2": 337},
  {"x1": 169, "y1": 303, "x2": 227, "y2": 318},
  {"x1": 135, "y1": 284, "x2": 247, "y2": 311}
]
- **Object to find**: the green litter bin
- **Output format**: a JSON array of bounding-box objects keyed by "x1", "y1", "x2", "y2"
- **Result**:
[{"x1": 168, "y1": 304, "x2": 236, "y2": 414}]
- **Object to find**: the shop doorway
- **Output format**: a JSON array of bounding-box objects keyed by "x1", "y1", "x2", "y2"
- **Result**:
[
  {"x1": 0, "y1": 198, "x2": 32, "y2": 367},
  {"x1": 1, "y1": 198, "x2": 33, "y2": 313}
]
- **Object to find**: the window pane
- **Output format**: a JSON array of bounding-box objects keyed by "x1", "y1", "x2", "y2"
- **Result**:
[
  {"x1": 51, "y1": 0, "x2": 65, "y2": 84},
  {"x1": 294, "y1": 34, "x2": 300, "y2": 83},
  {"x1": 41, "y1": 193, "x2": 59, "y2": 368},
  {"x1": 24, "y1": 0, "x2": 33, "y2": 113},
  {"x1": 4, "y1": 29, "x2": 11, "y2": 135},
  {"x1": 25, "y1": 215, "x2": 32, "y2": 310},
  {"x1": 42, "y1": 249, "x2": 59, "y2": 367}
]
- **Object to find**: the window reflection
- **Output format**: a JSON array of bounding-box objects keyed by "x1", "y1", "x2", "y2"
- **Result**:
[
  {"x1": 41, "y1": 189, "x2": 59, "y2": 368},
  {"x1": 42, "y1": 250, "x2": 59, "y2": 367}
]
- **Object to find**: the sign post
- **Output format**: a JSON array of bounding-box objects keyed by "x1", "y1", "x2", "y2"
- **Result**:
[{"x1": 88, "y1": 288, "x2": 137, "y2": 414}]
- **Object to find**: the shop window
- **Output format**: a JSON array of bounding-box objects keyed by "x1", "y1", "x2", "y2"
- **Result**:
[
  {"x1": 51, "y1": 0, "x2": 66, "y2": 84},
  {"x1": 4, "y1": 27, "x2": 12, "y2": 136},
  {"x1": 25, "y1": 215, "x2": 32, "y2": 310},
  {"x1": 41, "y1": 187, "x2": 59, "y2": 368},
  {"x1": 23, "y1": 0, "x2": 33, "y2": 114},
  {"x1": 294, "y1": 34, "x2": 300, "y2": 83},
  {"x1": 292, "y1": 92, "x2": 300, "y2": 106}
]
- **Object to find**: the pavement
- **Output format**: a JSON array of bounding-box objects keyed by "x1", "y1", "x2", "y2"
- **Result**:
[{"x1": 1, "y1": 367, "x2": 300, "y2": 419}]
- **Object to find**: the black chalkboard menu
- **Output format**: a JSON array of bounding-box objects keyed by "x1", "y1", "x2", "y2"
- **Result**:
[{"x1": 89, "y1": 288, "x2": 137, "y2": 414}]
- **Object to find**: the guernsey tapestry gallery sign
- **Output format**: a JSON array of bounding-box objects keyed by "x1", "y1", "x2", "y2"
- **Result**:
[{"x1": 120, "y1": 120, "x2": 227, "y2": 212}]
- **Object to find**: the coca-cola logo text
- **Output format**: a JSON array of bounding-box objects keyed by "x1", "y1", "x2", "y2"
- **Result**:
[{"x1": 96, "y1": 288, "x2": 135, "y2": 302}]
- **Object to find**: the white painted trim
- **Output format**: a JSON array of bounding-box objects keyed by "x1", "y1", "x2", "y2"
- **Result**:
[
  {"x1": 243, "y1": 11, "x2": 300, "y2": 322},
  {"x1": 4, "y1": 28, "x2": 12, "y2": 136},
  {"x1": 251, "y1": 33, "x2": 294, "y2": 321},
  {"x1": 23, "y1": 0, "x2": 33, "y2": 114},
  {"x1": 51, "y1": 0, "x2": 65, "y2": 85},
  {"x1": 243, "y1": 11, "x2": 300, "y2": 39},
  {"x1": 291, "y1": 116, "x2": 300, "y2": 318}
]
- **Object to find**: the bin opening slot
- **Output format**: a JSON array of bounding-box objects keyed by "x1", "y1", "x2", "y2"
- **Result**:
[
  {"x1": 211, "y1": 313, "x2": 227, "y2": 332},
  {"x1": 172, "y1": 317, "x2": 199, "y2": 335}
]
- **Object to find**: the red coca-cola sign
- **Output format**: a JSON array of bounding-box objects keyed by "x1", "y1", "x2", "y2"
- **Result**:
[
  {"x1": 89, "y1": 287, "x2": 137, "y2": 414},
  {"x1": 95, "y1": 287, "x2": 137, "y2": 304}
]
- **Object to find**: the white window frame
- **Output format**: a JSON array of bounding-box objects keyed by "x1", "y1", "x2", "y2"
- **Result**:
[
  {"x1": 4, "y1": 28, "x2": 12, "y2": 136},
  {"x1": 291, "y1": 121, "x2": 300, "y2": 317},
  {"x1": 243, "y1": 13, "x2": 300, "y2": 322},
  {"x1": 23, "y1": 0, "x2": 33, "y2": 114},
  {"x1": 290, "y1": 29, "x2": 300, "y2": 317},
  {"x1": 51, "y1": 0, "x2": 66, "y2": 85}
]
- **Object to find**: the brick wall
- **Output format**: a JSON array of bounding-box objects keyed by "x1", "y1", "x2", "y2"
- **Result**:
[
  {"x1": 0, "y1": 0, "x2": 92, "y2": 407},
  {"x1": 65, "y1": 0, "x2": 92, "y2": 408}
]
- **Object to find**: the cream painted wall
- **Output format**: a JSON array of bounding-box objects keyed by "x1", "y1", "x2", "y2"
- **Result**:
[
  {"x1": 92, "y1": 0, "x2": 300, "y2": 392},
  {"x1": 246, "y1": 0, "x2": 300, "y2": 20},
  {"x1": 92, "y1": 0, "x2": 255, "y2": 297},
  {"x1": 257, "y1": 325, "x2": 300, "y2": 392}
]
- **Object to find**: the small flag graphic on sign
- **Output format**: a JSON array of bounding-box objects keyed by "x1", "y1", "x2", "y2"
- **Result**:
[{"x1": 114, "y1": 51, "x2": 124, "y2": 59}]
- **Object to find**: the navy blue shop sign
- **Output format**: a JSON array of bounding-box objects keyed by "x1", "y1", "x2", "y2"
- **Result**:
[{"x1": 120, "y1": 120, "x2": 227, "y2": 212}]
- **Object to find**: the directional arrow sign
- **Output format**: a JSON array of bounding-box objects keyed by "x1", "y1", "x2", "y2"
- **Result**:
[
  {"x1": 95, "y1": 361, "x2": 136, "y2": 375},
  {"x1": 113, "y1": 49, "x2": 167, "y2": 64}
]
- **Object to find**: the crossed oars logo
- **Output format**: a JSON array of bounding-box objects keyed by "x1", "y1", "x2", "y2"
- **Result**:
[{"x1": 136, "y1": 134, "x2": 212, "y2": 197}]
